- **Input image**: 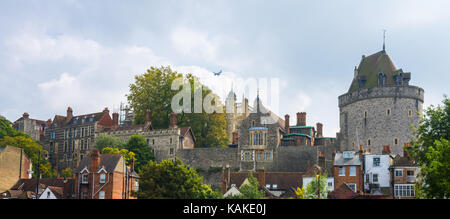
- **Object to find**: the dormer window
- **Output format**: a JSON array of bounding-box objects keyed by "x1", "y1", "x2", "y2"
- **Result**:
[
  {"x1": 81, "y1": 174, "x2": 88, "y2": 184},
  {"x1": 378, "y1": 72, "x2": 386, "y2": 86},
  {"x1": 100, "y1": 174, "x2": 106, "y2": 183}
]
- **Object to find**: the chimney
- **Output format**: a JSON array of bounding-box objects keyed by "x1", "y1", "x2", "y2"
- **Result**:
[
  {"x1": 369, "y1": 149, "x2": 372, "y2": 154},
  {"x1": 257, "y1": 167, "x2": 265, "y2": 188},
  {"x1": 103, "y1": 107, "x2": 109, "y2": 114},
  {"x1": 244, "y1": 98, "x2": 249, "y2": 117},
  {"x1": 112, "y1": 113, "x2": 119, "y2": 126},
  {"x1": 382, "y1": 145, "x2": 391, "y2": 155},
  {"x1": 169, "y1": 112, "x2": 178, "y2": 129},
  {"x1": 23, "y1": 112, "x2": 29, "y2": 119},
  {"x1": 90, "y1": 149, "x2": 101, "y2": 172},
  {"x1": 359, "y1": 145, "x2": 364, "y2": 158},
  {"x1": 130, "y1": 155, "x2": 135, "y2": 173},
  {"x1": 285, "y1": 114, "x2": 290, "y2": 134},
  {"x1": 318, "y1": 152, "x2": 325, "y2": 168},
  {"x1": 67, "y1": 107, "x2": 73, "y2": 122},
  {"x1": 232, "y1": 132, "x2": 239, "y2": 145},
  {"x1": 296, "y1": 112, "x2": 306, "y2": 126},
  {"x1": 316, "y1": 122, "x2": 323, "y2": 137}
]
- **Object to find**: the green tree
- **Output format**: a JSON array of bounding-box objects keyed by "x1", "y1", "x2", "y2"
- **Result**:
[
  {"x1": 0, "y1": 117, "x2": 27, "y2": 139},
  {"x1": 123, "y1": 134, "x2": 154, "y2": 172},
  {"x1": 304, "y1": 172, "x2": 328, "y2": 199},
  {"x1": 226, "y1": 172, "x2": 265, "y2": 199},
  {"x1": 410, "y1": 96, "x2": 450, "y2": 198},
  {"x1": 101, "y1": 147, "x2": 136, "y2": 166},
  {"x1": 136, "y1": 158, "x2": 219, "y2": 199},
  {"x1": 95, "y1": 133, "x2": 125, "y2": 151},
  {"x1": 0, "y1": 136, "x2": 56, "y2": 178},
  {"x1": 61, "y1": 168, "x2": 73, "y2": 179},
  {"x1": 126, "y1": 66, "x2": 228, "y2": 148}
]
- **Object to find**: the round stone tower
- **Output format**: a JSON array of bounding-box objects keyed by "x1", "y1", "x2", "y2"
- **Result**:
[{"x1": 338, "y1": 49, "x2": 424, "y2": 155}]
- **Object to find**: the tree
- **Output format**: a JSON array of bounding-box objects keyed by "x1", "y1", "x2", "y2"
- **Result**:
[
  {"x1": 0, "y1": 136, "x2": 56, "y2": 178},
  {"x1": 0, "y1": 117, "x2": 27, "y2": 139},
  {"x1": 123, "y1": 134, "x2": 154, "y2": 172},
  {"x1": 95, "y1": 133, "x2": 125, "y2": 151},
  {"x1": 136, "y1": 158, "x2": 219, "y2": 199},
  {"x1": 410, "y1": 96, "x2": 450, "y2": 198},
  {"x1": 61, "y1": 168, "x2": 73, "y2": 179},
  {"x1": 304, "y1": 172, "x2": 328, "y2": 199},
  {"x1": 126, "y1": 66, "x2": 229, "y2": 148},
  {"x1": 226, "y1": 172, "x2": 265, "y2": 199},
  {"x1": 101, "y1": 147, "x2": 136, "y2": 166}
]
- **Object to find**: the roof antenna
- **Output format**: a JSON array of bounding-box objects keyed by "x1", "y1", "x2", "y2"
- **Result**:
[{"x1": 383, "y1": 29, "x2": 386, "y2": 52}]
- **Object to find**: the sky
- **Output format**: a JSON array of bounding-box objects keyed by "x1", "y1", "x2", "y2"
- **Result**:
[{"x1": 0, "y1": 0, "x2": 449, "y2": 137}]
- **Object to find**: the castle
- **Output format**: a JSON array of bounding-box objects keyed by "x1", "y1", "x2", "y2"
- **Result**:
[{"x1": 338, "y1": 49, "x2": 424, "y2": 155}]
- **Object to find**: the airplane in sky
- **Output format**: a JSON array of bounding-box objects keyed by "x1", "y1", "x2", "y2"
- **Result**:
[{"x1": 213, "y1": 70, "x2": 222, "y2": 76}]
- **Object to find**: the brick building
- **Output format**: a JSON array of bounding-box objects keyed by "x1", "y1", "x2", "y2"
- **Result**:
[
  {"x1": 0, "y1": 146, "x2": 32, "y2": 193},
  {"x1": 391, "y1": 148, "x2": 418, "y2": 199},
  {"x1": 43, "y1": 107, "x2": 116, "y2": 172},
  {"x1": 74, "y1": 149, "x2": 139, "y2": 199},
  {"x1": 12, "y1": 112, "x2": 48, "y2": 142},
  {"x1": 333, "y1": 151, "x2": 363, "y2": 193}
]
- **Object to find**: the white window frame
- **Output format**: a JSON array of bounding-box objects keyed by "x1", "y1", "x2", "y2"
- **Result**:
[
  {"x1": 99, "y1": 191, "x2": 105, "y2": 199},
  {"x1": 99, "y1": 174, "x2": 106, "y2": 183},
  {"x1": 394, "y1": 184, "x2": 415, "y2": 197},
  {"x1": 81, "y1": 174, "x2": 88, "y2": 184},
  {"x1": 395, "y1": 169, "x2": 403, "y2": 177},
  {"x1": 349, "y1": 166, "x2": 356, "y2": 176},
  {"x1": 339, "y1": 167, "x2": 345, "y2": 176},
  {"x1": 373, "y1": 174, "x2": 379, "y2": 183},
  {"x1": 348, "y1": 183, "x2": 357, "y2": 192}
]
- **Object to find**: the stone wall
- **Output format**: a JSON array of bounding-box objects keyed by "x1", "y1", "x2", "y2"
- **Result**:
[{"x1": 339, "y1": 86, "x2": 424, "y2": 155}]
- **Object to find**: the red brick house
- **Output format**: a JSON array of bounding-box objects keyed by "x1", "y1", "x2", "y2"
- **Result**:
[
  {"x1": 74, "y1": 149, "x2": 139, "y2": 199},
  {"x1": 333, "y1": 151, "x2": 363, "y2": 193},
  {"x1": 391, "y1": 148, "x2": 418, "y2": 199}
]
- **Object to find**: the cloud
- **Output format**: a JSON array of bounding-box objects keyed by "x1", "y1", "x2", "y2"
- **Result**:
[{"x1": 171, "y1": 27, "x2": 218, "y2": 62}]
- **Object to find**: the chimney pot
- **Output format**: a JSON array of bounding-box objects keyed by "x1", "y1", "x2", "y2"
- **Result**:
[
  {"x1": 23, "y1": 112, "x2": 29, "y2": 119},
  {"x1": 316, "y1": 122, "x2": 323, "y2": 137}
]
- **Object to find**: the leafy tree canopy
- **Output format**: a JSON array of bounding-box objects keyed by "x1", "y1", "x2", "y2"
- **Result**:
[
  {"x1": 410, "y1": 96, "x2": 450, "y2": 198},
  {"x1": 136, "y1": 158, "x2": 219, "y2": 199},
  {"x1": 126, "y1": 66, "x2": 228, "y2": 148},
  {"x1": 226, "y1": 172, "x2": 265, "y2": 199},
  {"x1": 304, "y1": 172, "x2": 328, "y2": 199},
  {"x1": 123, "y1": 134, "x2": 154, "y2": 172},
  {"x1": 101, "y1": 147, "x2": 136, "y2": 166},
  {"x1": 95, "y1": 133, "x2": 125, "y2": 151}
]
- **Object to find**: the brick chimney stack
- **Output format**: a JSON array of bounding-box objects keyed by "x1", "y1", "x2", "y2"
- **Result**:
[
  {"x1": 296, "y1": 112, "x2": 306, "y2": 126},
  {"x1": 145, "y1": 109, "x2": 152, "y2": 126},
  {"x1": 112, "y1": 113, "x2": 119, "y2": 126},
  {"x1": 169, "y1": 112, "x2": 178, "y2": 129},
  {"x1": 244, "y1": 98, "x2": 249, "y2": 117},
  {"x1": 382, "y1": 145, "x2": 391, "y2": 155},
  {"x1": 316, "y1": 122, "x2": 323, "y2": 137},
  {"x1": 90, "y1": 149, "x2": 101, "y2": 172},
  {"x1": 359, "y1": 145, "x2": 364, "y2": 158},
  {"x1": 67, "y1": 107, "x2": 73, "y2": 122},
  {"x1": 23, "y1": 112, "x2": 29, "y2": 119},
  {"x1": 232, "y1": 132, "x2": 239, "y2": 145},
  {"x1": 285, "y1": 114, "x2": 290, "y2": 134},
  {"x1": 318, "y1": 152, "x2": 326, "y2": 168}
]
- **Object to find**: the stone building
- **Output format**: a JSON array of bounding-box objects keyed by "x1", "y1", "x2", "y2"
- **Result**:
[
  {"x1": 73, "y1": 149, "x2": 139, "y2": 199},
  {"x1": 338, "y1": 48, "x2": 424, "y2": 155},
  {"x1": 100, "y1": 110, "x2": 196, "y2": 163},
  {"x1": 12, "y1": 112, "x2": 48, "y2": 142},
  {"x1": 225, "y1": 90, "x2": 250, "y2": 145},
  {"x1": 0, "y1": 146, "x2": 33, "y2": 193},
  {"x1": 42, "y1": 107, "x2": 116, "y2": 172}
]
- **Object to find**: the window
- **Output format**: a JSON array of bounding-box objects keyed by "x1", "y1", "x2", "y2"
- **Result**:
[
  {"x1": 348, "y1": 183, "x2": 356, "y2": 192},
  {"x1": 339, "y1": 167, "x2": 345, "y2": 176},
  {"x1": 99, "y1": 191, "x2": 105, "y2": 199},
  {"x1": 373, "y1": 157, "x2": 380, "y2": 167},
  {"x1": 366, "y1": 174, "x2": 370, "y2": 182},
  {"x1": 364, "y1": 110, "x2": 368, "y2": 118},
  {"x1": 395, "y1": 170, "x2": 403, "y2": 177},
  {"x1": 169, "y1": 148, "x2": 174, "y2": 156},
  {"x1": 146, "y1": 139, "x2": 150, "y2": 145},
  {"x1": 272, "y1": 184, "x2": 278, "y2": 189},
  {"x1": 265, "y1": 151, "x2": 272, "y2": 161},
  {"x1": 394, "y1": 185, "x2": 415, "y2": 197},
  {"x1": 134, "y1": 181, "x2": 139, "y2": 192},
  {"x1": 152, "y1": 139, "x2": 155, "y2": 145},
  {"x1": 170, "y1": 138, "x2": 172, "y2": 144},
  {"x1": 100, "y1": 174, "x2": 106, "y2": 183},
  {"x1": 328, "y1": 182, "x2": 333, "y2": 187},
  {"x1": 407, "y1": 170, "x2": 414, "y2": 176},
  {"x1": 408, "y1": 109, "x2": 413, "y2": 117},
  {"x1": 367, "y1": 139, "x2": 371, "y2": 146},
  {"x1": 266, "y1": 184, "x2": 270, "y2": 189},
  {"x1": 257, "y1": 151, "x2": 264, "y2": 161},
  {"x1": 386, "y1": 108, "x2": 391, "y2": 116},
  {"x1": 81, "y1": 174, "x2": 88, "y2": 184},
  {"x1": 394, "y1": 138, "x2": 399, "y2": 145},
  {"x1": 350, "y1": 166, "x2": 356, "y2": 176},
  {"x1": 373, "y1": 174, "x2": 378, "y2": 183}
]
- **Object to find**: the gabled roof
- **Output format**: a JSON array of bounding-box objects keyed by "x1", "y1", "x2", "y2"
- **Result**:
[
  {"x1": 9, "y1": 179, "x2": 74, "y2": 199},
  {"x1": 75, "y1": 154, "x2": 122, "y2": 173}
]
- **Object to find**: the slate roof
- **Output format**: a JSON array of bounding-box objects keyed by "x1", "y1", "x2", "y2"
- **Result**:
[
  {"x1": 348, "y1": 50, "x2": 410, "y2": 93},
  {"x1": 229, "y1": 172, "x2": 303, "y2": 190},
  {"x1": 334, "y1": 152, "x2": 362, "y2": 166},
  {"x1": 75, "y1": 154, "x2": 122, "y2": 173},
  {"x1": 9, "y1": 178, "x2": 74, "y2": 199},
  {"x1": 393, "y1": 154, "x2": 416, "y2": 166}
]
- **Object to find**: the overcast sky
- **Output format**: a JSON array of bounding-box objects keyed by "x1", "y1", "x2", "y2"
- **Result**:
[{"x1": 1, "y1": 0, "x2": 449, "y2": 137}]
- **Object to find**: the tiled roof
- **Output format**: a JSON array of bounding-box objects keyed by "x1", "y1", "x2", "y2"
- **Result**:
[
  {"x1": 393, "y1": 154, "x2": 415, "y2": 166},
  {"x1": 75, "y1": 154, "x2": 122, "y2": 173},
  {"x1": 10, "y1": 179, "x2": 74, "y2": 199},
  {"x1": 334, "y1": 152, "x2": 362, "y2": 166},
  {"x1": 229, "y1": 172, "x2": 303, "y2": 190}
]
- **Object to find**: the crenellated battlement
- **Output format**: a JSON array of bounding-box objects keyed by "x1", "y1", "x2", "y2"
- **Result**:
[
  {"x1": 102, "y1": 127, "x2": 181, "y2": 137},
  {"x1": 338, "y1": 85, "x2": 424, "y2": 108}
]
